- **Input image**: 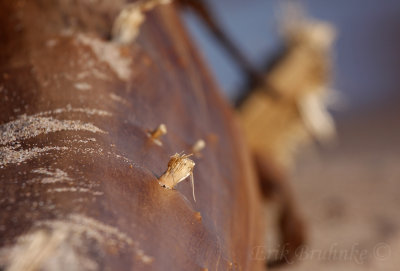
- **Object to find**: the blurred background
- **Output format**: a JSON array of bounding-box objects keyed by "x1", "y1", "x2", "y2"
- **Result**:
[{"x1": 183, "y1": 0, "x2": 400, "y2": 270}]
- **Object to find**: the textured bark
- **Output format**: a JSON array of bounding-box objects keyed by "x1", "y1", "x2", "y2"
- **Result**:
[{"x1": 0, "y1": 1, "x2": 264, "y2": 270}]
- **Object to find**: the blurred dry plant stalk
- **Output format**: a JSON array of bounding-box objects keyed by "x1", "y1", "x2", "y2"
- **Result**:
[{"x1": 238, "y1": 5, "x2": 338, "y2": 170}]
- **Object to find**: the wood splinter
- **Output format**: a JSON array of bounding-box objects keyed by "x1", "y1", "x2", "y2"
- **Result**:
[
  {"x1": 148, "y1": 123, "x2": 167, "y2": 146},
  {"x1": 158, "y1": 153, "x2": 196, "y2": 201}
]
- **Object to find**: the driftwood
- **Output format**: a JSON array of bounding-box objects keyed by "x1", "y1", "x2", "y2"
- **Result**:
[{"x1": 0, "y1": 1, "x2": 265, "y2": 270}]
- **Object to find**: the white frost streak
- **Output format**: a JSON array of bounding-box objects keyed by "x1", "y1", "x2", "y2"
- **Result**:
[
  {"x1": 2, "y1": 215, "x2": 152, "y2": 269},
  {"x1": 0, "y1": 106, "x2": 111, "y2": 166},
  {"x1": 0, "y1": 146, "x2": 68, "y2": 167},
  {"x1": 77, "y1": 34, "x2": 131, "y2": 80},
  {"x1": 37, "y1": 214, "x2": 133, "y2": 246},
  {"x1": 4, "y1": 229, "x2": 69, "y2": 271},
  {"x1": 0, "y1": 116, "x2": 104, "y2": 145},
  {"x1": 47, "y1": 187, "x2": 104, "y2": 196},
  {"x1": 32, "y1": 168, "x2": 72, "y2": 184},
  {"x1": 3, "y1": 227, "x2": 98, "y2": 271},
  {"x1": 35, "y1": 214, "x2": 153, "y2": 264},
  {"x1": 35, "y1": 105, "x2": 112, "y2": 117}
]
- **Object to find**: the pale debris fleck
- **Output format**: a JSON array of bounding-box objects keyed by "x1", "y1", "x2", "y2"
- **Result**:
[
  {"x1": 109, "y1": 93, "x2": 129, "y2": 105},
  {"x1": 136, "y1": 248, "x2": 154, "y2": 264},
  {"x1": 192, "y1": 139, "x2": 206, "y2": 156},
  {"x1": 74, "y1": 82, "x2": 92, "y2": 91},
  {"x1": 147, "y1": 123, "x2": 167, "y2": 146},
  {"x1": 46, "y1": 39, "x2": 58, "y2": 48}
]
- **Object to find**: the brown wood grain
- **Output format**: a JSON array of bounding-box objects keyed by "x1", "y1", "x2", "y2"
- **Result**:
[{"x1": 0, "y1": 1, "x2": 264, "y2": 270}]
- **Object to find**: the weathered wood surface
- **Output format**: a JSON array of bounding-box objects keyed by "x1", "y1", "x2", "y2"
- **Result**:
[{"x1": 0, "y1": 1, "x2": 264, "y2": 270}]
